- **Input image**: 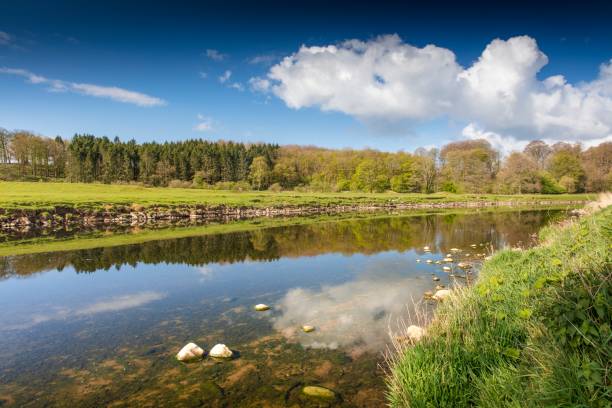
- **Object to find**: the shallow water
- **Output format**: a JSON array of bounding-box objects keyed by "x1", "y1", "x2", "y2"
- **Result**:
[{"x1": 0, "y1": 209, "x2": 568, "y2": 407}]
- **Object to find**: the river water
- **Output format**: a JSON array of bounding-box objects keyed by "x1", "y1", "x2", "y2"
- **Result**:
[{"x1": 0, "y1": 209, "x2": 569, "y2": 407}]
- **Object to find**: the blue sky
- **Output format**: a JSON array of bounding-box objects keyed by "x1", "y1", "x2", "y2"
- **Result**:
[{"x1": 1, "y1": 0, "x2": 611, "y2": 151}]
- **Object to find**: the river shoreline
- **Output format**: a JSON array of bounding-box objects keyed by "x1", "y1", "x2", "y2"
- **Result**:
[{"x1": 0, "y1": 199, "x2": 587, "y2": 232}]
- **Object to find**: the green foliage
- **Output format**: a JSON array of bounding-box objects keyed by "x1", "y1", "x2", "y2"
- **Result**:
[
  {"x1": 539, "y1": 172, "x2": 565, "y2": 194},
  {"x1": 547, "y1": 149, "x2": 586, "y2": 192},
  {"x1": 248, "y1": 156, "x2": 271, "y2": 190},
  {"x1": 441, "y1": 181, "x2": 458, "y2": 193},
  {"x1": 2, "y1": 130, "x2": 611, "y2": 194}
]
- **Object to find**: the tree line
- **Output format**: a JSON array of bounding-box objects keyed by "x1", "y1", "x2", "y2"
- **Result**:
[{"x1": 0, "y1": 127, "x2": 610, "y2": 193}]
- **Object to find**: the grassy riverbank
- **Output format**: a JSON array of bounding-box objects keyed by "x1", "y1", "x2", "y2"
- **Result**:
[
  {"x1": 0, "y1": 181, "x2": 593, "y2": 210},
  {"x1": 387, "y1": 205, "x2": 611, "y2": 406}
]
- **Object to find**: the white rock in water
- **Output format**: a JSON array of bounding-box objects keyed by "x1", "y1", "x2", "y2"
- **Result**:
[
  {"x1": 416, "y1": 259, "x2": 421, "y2": 263},
  {"x1": 406, "y1": 325, "x2": 426, "y2": 342},
  {"x1": 443, "y1": 266, "x2": 451, "y2": 272},
  {"x1": 443, "y1": 257, "x2": 453, "y2": 262},
  {"x1": 423, "y1": 246, "x2": 431, "y2": 251},
  {"x1": 432, "y1": 289, "x2": 451, "y2": 301},
  {"x1": 254, "y1": 304, "x2": 270, "y2": 311},
  {"x1": 432, "y1": 276, "x2": 440, "y2": 281},
  {"x1": 450, "y1": 248, "x2": 460, "y2": 252},
  {"x1": 426, "y1": 259, "x2": 433, "y2": 264},
  {"x1": 176, "y1": 342, "x2": 205, "y2": 362},
  {"x1": 209, "y1": 343, "x2": 233, "y2": 358}
]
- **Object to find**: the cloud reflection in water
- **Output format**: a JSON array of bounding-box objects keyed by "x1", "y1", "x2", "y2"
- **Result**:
[
  {"x1": 2, "y1": 291, "x2": 166, "y2": 331},
  {"x1": 273, "y1": 256, "x2": 431, "y2": 353}
]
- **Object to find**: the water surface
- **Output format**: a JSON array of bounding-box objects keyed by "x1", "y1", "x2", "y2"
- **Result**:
[{"x1": 0, "y1": 209, "x2": 568, "y2": 407}]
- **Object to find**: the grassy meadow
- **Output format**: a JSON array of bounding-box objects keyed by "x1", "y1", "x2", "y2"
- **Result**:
[
  {"x1": 0, "y1": 181, "x2": 594, "y2": 210},
  {"x1": 387, "y1": 205, "x2": 611, "y2": 407}
]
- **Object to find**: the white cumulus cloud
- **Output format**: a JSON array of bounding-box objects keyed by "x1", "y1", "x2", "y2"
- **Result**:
[
  {"x1": 252, "y1": 35, "x2": 612, "y2": 144},
  {"x1": 0, "y1": 67, "x2": 166, "y2": 107}
]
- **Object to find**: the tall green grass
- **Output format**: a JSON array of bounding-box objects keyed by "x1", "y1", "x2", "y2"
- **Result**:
[{"x1": 387, "y1": 206, "x2": 611, "y2": 407}]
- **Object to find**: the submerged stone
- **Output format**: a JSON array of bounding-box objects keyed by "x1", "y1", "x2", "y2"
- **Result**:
[
  {"x1": 450, "y1": 248, "x2": 460, "y2": 252},
  {"x1": 302, "y1": 385, "x2": 336, "y2": 399},
  {"x1": 176, "y1": 342, "x2": 205, "y2": 362},
  {"x1": 302, "y1": 325, "x2": 315, "y2": 333},
  {"x1": 432, "y1": 276, "x2": 440, "y2": 281},
  {"x1": 442, "y1": 266, "x2": 451, "y2": 272},
  {"x1": 254, "y1": 304, "x2": 270, "y2": 311},
  {"x1": 209, "y1": 343, "x2": 233, "y2": 358},
  {"x1": 443, "y1": 257, "x2": 453, "y2": 262}
]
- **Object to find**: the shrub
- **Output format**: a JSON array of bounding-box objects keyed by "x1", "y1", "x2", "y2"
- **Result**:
[
  {"x1": 267, "y1": 183, "x2": 282, "y2": 192},
  {"x1": 168, "y1": 179, "x2": 192, "y2": 188}
]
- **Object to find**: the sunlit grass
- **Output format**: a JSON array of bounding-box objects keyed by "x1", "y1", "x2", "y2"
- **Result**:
[
  {"x1": 0, "y1": 181, "x2": 593, "y2": 210},
  {"x1": 387, "y1": 205, "x2": 611, "y2": 407}
]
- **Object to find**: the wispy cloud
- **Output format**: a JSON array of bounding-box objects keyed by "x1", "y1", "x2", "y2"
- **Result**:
[
  {"x1": 248, "y1": 53, "x2": 279, "y2": 65},
  {"x1": 0, "y1": 31, "x2": 12, "y2": 46},
  {"x1": 0, "y1": 31, "x2": 27, "y2": 50},
  {"x1": 199, "y1": 71, "x2": 208, "y2": 79},
  {"x1": 218, "y1": 70, "x2": 231, "y2": 83},
  {"x1": 53, "y1": 33, "x2": 80, "y2": 45},
  {"x1": 205, "y1": 48, "x2": 226, "y2": 61},
  {"x1": 0, "y1": 67, "x2": 166, "y2": 107},
  {"x1": 194, "y1": 114, "x2": 213, "y2": 132},
  {"x1": 229, "y1": 82, "x2": 244, "y2": 91}
]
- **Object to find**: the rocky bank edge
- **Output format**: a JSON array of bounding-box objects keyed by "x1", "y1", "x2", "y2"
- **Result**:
[{"x1": 0, "y1": 199, "x2": 586, "y2": 231}]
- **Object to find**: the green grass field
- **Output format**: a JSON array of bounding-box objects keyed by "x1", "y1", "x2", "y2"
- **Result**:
[{"x1": 0, "y1": 181, "x2": 594, "y2": 210}]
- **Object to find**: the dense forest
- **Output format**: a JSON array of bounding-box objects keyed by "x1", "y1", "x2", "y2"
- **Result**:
[{"x1": 0, "y1": 127, "x2": 610, "y2": 194}]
